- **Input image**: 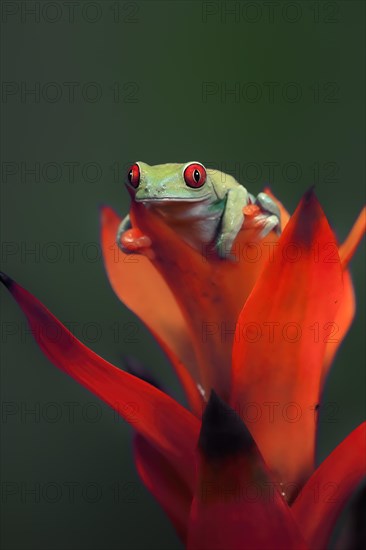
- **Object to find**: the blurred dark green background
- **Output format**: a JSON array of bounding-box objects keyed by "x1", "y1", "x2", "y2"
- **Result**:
[{"x1": 1, "y1": 1, "x2": 365, "y2": 549}]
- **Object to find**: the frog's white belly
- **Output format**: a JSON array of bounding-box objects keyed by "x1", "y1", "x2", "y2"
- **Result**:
[{"x1": 145, "y1": 198, "x2": 222, "y2": 251}]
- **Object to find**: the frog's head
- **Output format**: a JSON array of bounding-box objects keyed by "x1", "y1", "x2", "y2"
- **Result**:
[{"x1": 125, "y1": 161, "x2": 218, "y2": 203}]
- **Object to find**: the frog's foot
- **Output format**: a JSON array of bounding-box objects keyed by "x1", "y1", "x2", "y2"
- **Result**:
[
  {"x1": 215, "y1": 235, "x2": 237, "y2": 261},
  {"x1": 257, "y1": 213, "x2": 281, "y2": 239},
  {"x1": 251, "y1": 192, "x2": 281, "y2": 237},
  {"x1": 117, "y1": 219, "x2": 154, "y2": 260}
]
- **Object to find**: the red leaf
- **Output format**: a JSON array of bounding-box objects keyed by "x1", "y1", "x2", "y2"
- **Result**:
[
  {"x1": 0, "y1": 272, "x2": 199, "y2": 489},
  {"x1": 322, "y1": 268, "x2": 355, "y2": 381},
  {"x1": 187, "y1": 393, "x2": 309, "y2": 550},
  {"x1": 339, "y1": 207, "x2": 365, "y2": 268},
  {"x1": 100, "y1": 205, "x2": 202, "y2": 413},
  {"x1": 231, "y1": 191, "x2": 344, "y2": 495},
  {"x1": 292, "y1": 422, "x2": 366, "y2": 550},
  {"x1": 130, "y1": 199, "x2": 281, "y2": 401},
  {"x1": 134, "y1": 434, "x2": 192, "y2": 542}
]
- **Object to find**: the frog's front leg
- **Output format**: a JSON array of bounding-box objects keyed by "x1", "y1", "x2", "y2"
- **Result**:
[
  {"x1": 251, "y1": 192, "x2": 281, "y2": 238},
  {"x1": 117, "y1": 214, "x2": 132, "y2": 251},
  {"x1": 216, "y1": 186, "x2": 249, "y2": 259},
  {"x1": 116, "y1": 214, "x2": 153, "y2": 256}
]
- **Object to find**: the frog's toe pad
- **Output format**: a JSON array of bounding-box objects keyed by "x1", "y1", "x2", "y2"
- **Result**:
[
  {"x1": 118, "y1": 229, "x2": 154, "y2": 258},
  {"x1": 258, "y1": 214, "x2": 281, "y2": 238},
  {"x1": 215, "y1": 237, "x2": 237, "y2": 261}
]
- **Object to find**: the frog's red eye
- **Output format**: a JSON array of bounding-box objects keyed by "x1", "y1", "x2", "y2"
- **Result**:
[
  {"x1": 127, "y1": 164, "x2": 140, "y2": 188},
  {"x1": 184, "y1": 163, "x2": 206, "y2": 188}
]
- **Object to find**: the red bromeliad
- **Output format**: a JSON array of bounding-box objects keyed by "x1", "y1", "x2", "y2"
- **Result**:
[{"x1": 1, "y1": 187, "x2": 365, "y2": 549}]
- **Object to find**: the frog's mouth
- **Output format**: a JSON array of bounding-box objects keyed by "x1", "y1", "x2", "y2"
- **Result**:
[{"x1": 135, "y1": 195, "x2": 212, "y2": 204}]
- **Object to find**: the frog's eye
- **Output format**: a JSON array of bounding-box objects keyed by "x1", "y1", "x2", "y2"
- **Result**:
[
  {"x1": 127, "y1": 164, "x2": 140, "y2": 188},
  {"x1": 184, "y1": 163, "x2": 206, "y2": 188}
]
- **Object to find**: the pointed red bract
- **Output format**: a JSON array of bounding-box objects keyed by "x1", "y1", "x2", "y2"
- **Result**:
[
  {"x1": 322, "y1": 268, "x2": 355, "y2": 380},
  {"x1": 323, "y1": 207, "x2": 365, "y2": 375},
  {"x1": 134, "y1": 435, "x2": 192, "y2": 542},
  {"x1": 0, "y1": 273, "x2": 199, "y2": 489},
  {"x1": 339, "y1": 207, "x2": 366, "y2": 268},
  {"x1": 130, "y1": 201, "x2": 280, "y2": 401},
  {"x1": 187, "y1": 393, "x2": 309, "y2": 550},
  {"x1": 152, "y1": 335, "x2": 204, "y2": 415},
  {"x1": 231, "y1": 191, "x2": 344, "y2": 494},
  {"x1": 100, "y1": 206, "x2": 202, "y2": 411},
  {"x1": 292, "y1": 423, "x2": 366, "y2": 550}
]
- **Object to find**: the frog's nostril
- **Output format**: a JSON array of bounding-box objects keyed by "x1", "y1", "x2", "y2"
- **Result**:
[{"x1": 156, "y1": 184, "x2": 166, "y2": 195}]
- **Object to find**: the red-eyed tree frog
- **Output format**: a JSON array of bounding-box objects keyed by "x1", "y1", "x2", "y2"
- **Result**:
[{"x1": 117, "y1": 161, "x2": 281, "y2": 259}]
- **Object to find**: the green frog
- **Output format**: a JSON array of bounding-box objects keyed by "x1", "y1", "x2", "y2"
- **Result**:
[{"x1": 117, "y1": 161, "x2": 281, "y2": 259}]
